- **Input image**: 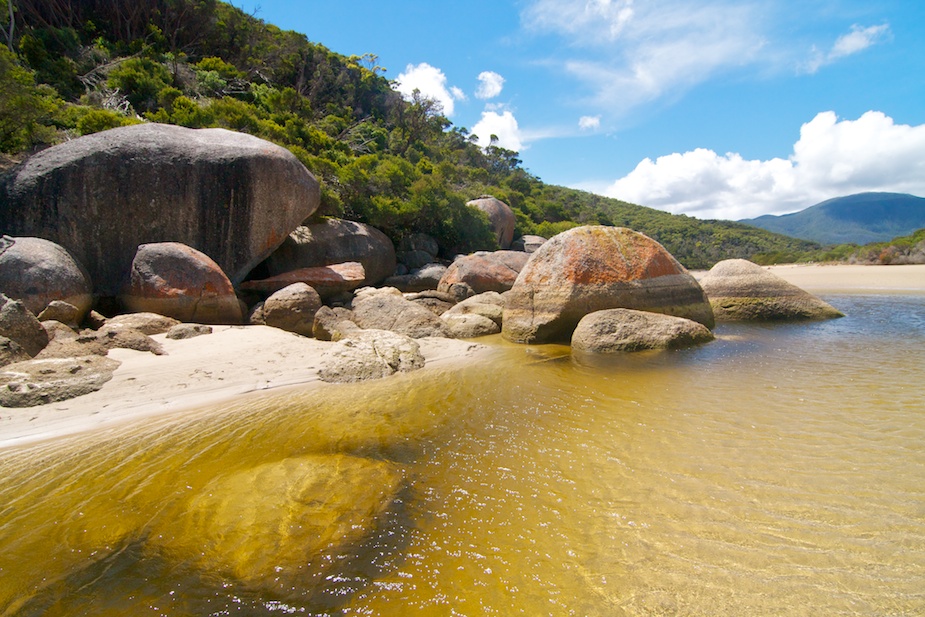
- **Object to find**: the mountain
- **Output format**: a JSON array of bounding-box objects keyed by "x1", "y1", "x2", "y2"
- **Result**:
[{"x1": 741, "y1": 192, "x2": 925, "y2": 245}]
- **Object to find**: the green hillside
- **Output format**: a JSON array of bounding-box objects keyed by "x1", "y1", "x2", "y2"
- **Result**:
[
  {"x1": 742, "y1": 192, "x2": 925, "y2": 245},
  {"x1": 0, "y1": 0, "x2": 819, "y2": 269}
]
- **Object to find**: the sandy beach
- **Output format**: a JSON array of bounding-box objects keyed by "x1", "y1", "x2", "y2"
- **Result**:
[
  {"x1": 766, "y1": 263, "x2": 925, "y2": 293},
  {"x1": 0, "y1": 326, "x2": 490, "y2": 450},
  {"x1": 2, "y1": 263, "x2": 923, "y2": 450}
]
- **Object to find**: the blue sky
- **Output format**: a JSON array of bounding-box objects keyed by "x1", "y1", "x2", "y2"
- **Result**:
[{"x1": 237, "y1": 0, "x2": 925, "y2": 221}]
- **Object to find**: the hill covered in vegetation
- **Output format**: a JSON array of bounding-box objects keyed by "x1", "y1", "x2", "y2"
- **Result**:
[
  {"x1": 742, "y1": 192, "x2": 925, "y2": 245},
  {"x1": 0, "y1": 0, "x2": 819, "y2": 268}
]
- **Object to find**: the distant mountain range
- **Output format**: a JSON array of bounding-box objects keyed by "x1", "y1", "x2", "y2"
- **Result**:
[{"x1": 740, "y1": 192, "x2": 925, "y2": 245}]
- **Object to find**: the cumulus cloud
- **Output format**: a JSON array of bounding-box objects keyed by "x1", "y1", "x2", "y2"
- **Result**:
[
  {"x1": 471, "y1": 111, "x2": 524, "y2": 152},
  {"x1": 579, "y1": 115, "x2": 601, "y2": 130},
  {"x1": 476, "y1": 71, "x2": 505, "y2": 99},
  {"x1": 604, "y1": 111, "x2": 925, "y2": 220},
  {"x1": 394, "y1": 62, "x2": 466, "y2": 116},
  {"x1": 802, "y1": 24, "x2": 891, "y2": 74},
  {"x1": 522, "y1": 0, "x2": 766, "y2": 114}
]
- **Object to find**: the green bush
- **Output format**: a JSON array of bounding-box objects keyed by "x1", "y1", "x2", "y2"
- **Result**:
[{"x1": 107, "y1": 58, "x2": 172, "y2": 113}]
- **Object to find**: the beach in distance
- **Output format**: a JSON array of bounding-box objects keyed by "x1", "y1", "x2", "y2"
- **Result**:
[{"x1": 2, "y1": 263, "x2": 923, "y2": 450}]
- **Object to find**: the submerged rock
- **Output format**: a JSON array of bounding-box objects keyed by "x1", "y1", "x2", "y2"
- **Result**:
[
  {"x1": 571, "y1": 308, "x2": 714, "y2": 353},
  {"x1": 147, "y1": 454, "x2": 404, "y2": 598},
  {"x1": 699, "y1": 259, "x2": 844, "y2": 321},
  {"x1": 502, "y1": 226, "x2": 714, "y2": 344}
]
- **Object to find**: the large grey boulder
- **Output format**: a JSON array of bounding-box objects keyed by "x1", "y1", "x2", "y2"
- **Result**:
[
  {"x1": 438, "y1": 250, "x2": 529, "y2": 295},
  {"x1": 699, "y1": 259, "x2": 845, "y2": 321},
  {"x1": 119, "y1": 242, "x2": 243, "y2": 325},
  {"x1": 441, "y1": 313, "x2": 500, "y2": 338},
  {"x1": 147, "y1": 455, "x2": 404, "y2": 598},
  {"x1": 571, "y1": 308, "x2": 715, "y2": 353},
  {"x1": 351, "y1": 288, "x2": 451, "y2": 338},
  {"x1": 502, "y1": 226, "x2": 714, "y2": 344},
  {"x1": 266, "y1": 219, "x2": 396, "y2": 287},
  {"x1": 0, "y1": 124, "x2": 319, "y2": 294},
  {"x1": 467, "y1": 196, "x2": 516, "y2": 249},
  {"x1": 0, "y1": 236, "x2": 93, "y2": 322},
  {"x1": 0, "y1": 293, "x2": 48, "y2": 357},
  {"x1": 0, "y1": 355, "x2": 120, "y2": 407},
  {"x1": 318, "y1": 328, "x2": 425, "y2": 383},
  {"x1": 262, "y1": 282, "x2": 322, "y2": 337}
]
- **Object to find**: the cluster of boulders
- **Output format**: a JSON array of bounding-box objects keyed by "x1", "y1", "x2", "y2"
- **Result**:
[{"x1": 0, "y1": 123, "x2": 843, "y2": 406}]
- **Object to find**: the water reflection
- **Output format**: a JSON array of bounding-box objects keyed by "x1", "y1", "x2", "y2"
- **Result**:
[{"x1": 1, "y1": 294, "x2": 923, "y2": 615}]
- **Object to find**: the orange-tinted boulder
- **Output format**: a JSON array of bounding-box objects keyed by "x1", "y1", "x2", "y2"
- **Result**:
[
  {"x1": 119, "y1": 242, "x2": 243, "y2": 324},
  {"x1": 502, "y1": 226, "x2": 714, "y2": 344},
  {"x1": 438, "y1": 250, "x2": 529, "y2": 295},
  {"x1": 240, "y1": 262, "x2": 365, "y2": 298}
]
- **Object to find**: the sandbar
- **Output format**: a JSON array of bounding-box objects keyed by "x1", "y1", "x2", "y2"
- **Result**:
[{"x1": 0, "y1": 326, "x2": 490, "y2": 450}]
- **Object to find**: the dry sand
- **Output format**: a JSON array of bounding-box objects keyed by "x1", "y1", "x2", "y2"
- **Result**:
[
  {"x1": 2, "y1": 263, "x2": 922, "y2": 450},
  {"x1": 766, "y1": 263, "x2": 925, "y2": 293},
  {"x1": 0, "y1": 325, "x2": 490, "y2": 450}
]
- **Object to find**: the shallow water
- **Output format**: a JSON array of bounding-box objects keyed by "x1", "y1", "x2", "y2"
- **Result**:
[{"x1": 1, "y1": 294, "x2": 923, "y2": 616}]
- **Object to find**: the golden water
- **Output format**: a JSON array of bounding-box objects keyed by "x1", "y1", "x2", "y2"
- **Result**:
[{"x1": 1, "y1": 294, "x2": 923, "y2": 616}]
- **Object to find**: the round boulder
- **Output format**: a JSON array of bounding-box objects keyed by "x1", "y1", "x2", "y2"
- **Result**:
[
  {"x1": 0, "y1": 124, "x2": 319, "y2": 294},
  {"x1": 119, "y1": 242, "x2": 243, "y2": 325},
  {"x1": 266, "y1": 219, "x2": 396, "y2": 286},
  {"x1": 698, "y1": 259, "x2": 845, "y2": 321},
  {"x1": 262, "y1": 282, "x2": 322, "y2": 337},
  {"x1": 438, "y1": 250, "x2": 529, "y2": 295},
  {"x1": 502, "y1": 226, "x2": 715, "y2": 344},
  {"x1": 0, "y1": 236, "x2": 93, "y2": 322},
  {"x1": 571, "y1": 308, "x2": 714, "y2": 353},
  {"x1": 466, "y1": 196, "x2": 516, "y2": 249}
]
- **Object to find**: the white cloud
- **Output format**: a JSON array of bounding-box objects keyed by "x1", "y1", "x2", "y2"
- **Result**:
[
  {"x1": 802, "y1": 24, "x2": 891, "y2": 74},
  {"x1": 522, "y1": 0, "x2": 766, "y2": 114},
  {"x1": 604, "y1": 111, "x2": 925, "y2": 220},
  {"x1": 579, "y1": 115, "x2": 601, "y2": 130},
  {"x1": 393, "y1": 62, "x2": 465, "y2": 116},
  {"x1": 471, "y1": 111, "x2": 524, "y2": 152},
  {"x1": 476, "y1": 71, "x2": 505, "y2": 99}
]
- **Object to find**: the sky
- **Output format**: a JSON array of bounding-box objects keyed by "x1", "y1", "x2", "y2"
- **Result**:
[{"x1": 236, "y1": 0, "x2": 925, "y2": 221}]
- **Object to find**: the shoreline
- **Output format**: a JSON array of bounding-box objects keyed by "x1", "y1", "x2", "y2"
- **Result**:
[
  {"x1": 2, "y1": 263, "x2": 923, "y2": 450},
  {"x1": 0, "y1": 326, "x2": 491, "y2": 450}
]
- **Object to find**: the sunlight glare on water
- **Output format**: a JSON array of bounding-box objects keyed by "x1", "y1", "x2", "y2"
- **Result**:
[{"x1": 0, "y1": 294, "x2": 923, "y2": 616}]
